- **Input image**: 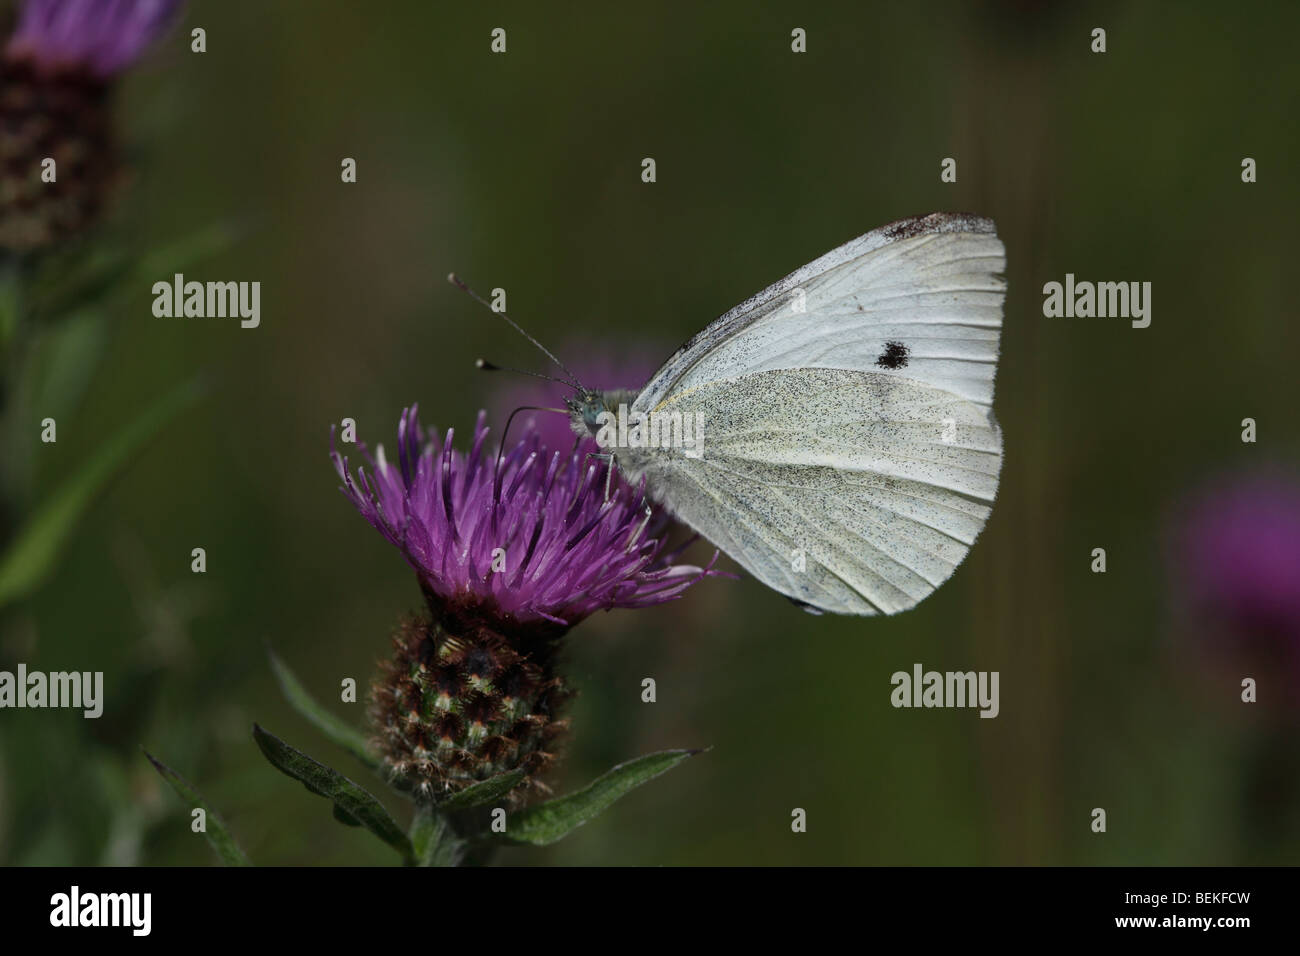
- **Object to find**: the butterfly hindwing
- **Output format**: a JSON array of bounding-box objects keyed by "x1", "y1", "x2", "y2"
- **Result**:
[{"x1": 627, "y1": 366, "x2": 1000, "y2": 615}]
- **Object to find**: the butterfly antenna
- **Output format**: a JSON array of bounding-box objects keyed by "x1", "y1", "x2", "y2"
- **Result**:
[
  {"x1": 448, "y1": 273, "x2": 585, "y2": 390},
  {"x1": 476, "y1": 358, "x2": 577, "y2": 387}
]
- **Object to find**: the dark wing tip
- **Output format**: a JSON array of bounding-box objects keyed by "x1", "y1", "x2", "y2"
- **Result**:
[{"x1": 879, "y1": 212, "x2": 997, "y2": 242}]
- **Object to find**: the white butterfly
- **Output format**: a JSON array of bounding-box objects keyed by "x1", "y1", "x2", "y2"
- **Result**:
[{"x1": 564, "y1": 212, "x2": 1006, "y2": 616}]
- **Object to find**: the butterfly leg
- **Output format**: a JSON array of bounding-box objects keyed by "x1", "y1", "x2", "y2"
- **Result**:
[
  {"x1": 625, "y1": 500, "x2": 654, "y2": 552},
  {"x1": 604, "y1": 452, "x2": 621, "y2": 501},
  {"x1": 583, "y1": 451, "x2": 616, "y2": 501}
]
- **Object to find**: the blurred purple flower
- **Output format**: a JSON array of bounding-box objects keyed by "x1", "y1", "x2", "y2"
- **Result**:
[
  {"x1": 5, "y1": 0, "x2": 181, "y2": 76},
  {"x1": 0, "y1": 0, "x2": 182, "y2": 249},
  {"x1": 1172, "y1": 470, "x2": 1300, "y2": 650},
  {"x1": 332, "y1": 407, "x2": 718, "y2": 634}
]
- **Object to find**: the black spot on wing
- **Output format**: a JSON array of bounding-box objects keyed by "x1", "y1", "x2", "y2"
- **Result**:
[{"x1": 875, "y1": 341, "x2": 909, "y2": 369}]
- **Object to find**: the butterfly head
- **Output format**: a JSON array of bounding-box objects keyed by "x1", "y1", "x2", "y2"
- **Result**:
[
  {"x1": 565, "y1": 389, "x2": 611, "y2": 439},
  {"x1": 564, "y1": 388, "x2": 639, "y2": 440}
]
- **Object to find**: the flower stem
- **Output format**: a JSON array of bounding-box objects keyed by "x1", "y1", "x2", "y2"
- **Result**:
[
  {"x1": 0, "y1": 255, "x2": 20, "y2": 357},
  {"x1": 410, "y1": 804, "x2": 468, "y2": 867}
]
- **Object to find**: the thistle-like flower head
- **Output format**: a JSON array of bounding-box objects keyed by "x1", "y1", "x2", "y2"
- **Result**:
[
  {"x1": 5, "y1": 0, "x2": 181, "y2": 76},
  {"x1": 1173, "y1": 470, "x2": 1300, "y2": 648},
  {"x1": 333, "y1": 406, "x2": 715, "y2": 634},
  {"x1": 1, "y1": 0, "x2": 183, "y2": 250},
  {"x1": 332, "y1": 407, "x2": 719, "y2": 802}
]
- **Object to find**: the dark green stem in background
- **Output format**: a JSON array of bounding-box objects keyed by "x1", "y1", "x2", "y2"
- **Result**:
[{"x1": 0, "y1": 255, "x2": 25, "y2": 544}]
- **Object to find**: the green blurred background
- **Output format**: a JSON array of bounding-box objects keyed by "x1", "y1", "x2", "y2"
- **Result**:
[{"x1": 2, "y1": 0, "x2": 1298, "y2": 865}]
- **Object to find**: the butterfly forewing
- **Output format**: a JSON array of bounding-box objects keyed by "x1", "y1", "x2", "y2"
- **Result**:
[{"x1": 623, "y1": 213, "x2": 1006, "y2": 616}]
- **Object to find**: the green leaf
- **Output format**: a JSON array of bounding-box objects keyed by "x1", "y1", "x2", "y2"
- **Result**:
[
  {"x1": 500, "y1": 749, "x2": 702, "y2": 847},
  {"x1": 437, "y1": 769, "x2": 526, "y2": 812},
  {"x1": 333, "y1": 804, "x2": 362, "y2": 827},
  {"x1": 26, "y1": 247, "x2": 132, "y2": 324},
  {"x1": 2, "y1": 310, "x2": 110, "y2": 505},
  {"x1": 267, "y1": 649, "x2": 379, "y2": 769},
  {"x1": 0, "y1": 378, "x2": 203, "y2": 609},
  {"x1": 133, "y1": 221, "x2": 244, "y2": 284},
  {"x1": 28, "y1": 221, "x2": 242, "y2": 323},
  {"x1": 24, "y1": 309, "x2": 109, "y2": 425},
  {"x1": 143, "y1": 750, "x2": 251, "y2": 866},
  {"x1": 252, "y1": 724, "x2": 413, "y2": 863}
]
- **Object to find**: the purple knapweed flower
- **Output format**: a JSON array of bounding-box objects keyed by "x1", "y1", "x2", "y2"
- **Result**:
[
  {"x1": 5, "y1": 0, "x2": 181, "y2": 76},
  {"x1": 332, "y1": 407, "x2": 719, "y2": 801},
  {"x1": 1, "y1": 0, "x2": 183, "y2": 250},
  {"x1": 333, "y1": 406, "x2": 715, "y2": 632}
]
